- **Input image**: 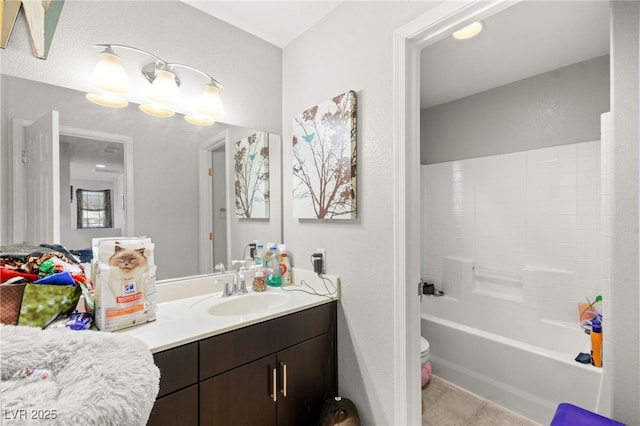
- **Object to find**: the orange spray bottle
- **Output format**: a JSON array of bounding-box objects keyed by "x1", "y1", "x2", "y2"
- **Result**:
[{"x1": 590, "y1": 317, "x2": 603, "y2": 367}]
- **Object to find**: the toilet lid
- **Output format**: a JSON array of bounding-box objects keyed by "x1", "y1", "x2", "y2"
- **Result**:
[{"x1": 420, "y1": 336, "x2": 430, "y2": 353}]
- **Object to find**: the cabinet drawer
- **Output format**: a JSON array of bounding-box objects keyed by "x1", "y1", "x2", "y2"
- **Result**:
[
  {"x1": 147, "y1": 384, "x2": 198, "y2": 426},
  {"x1": 200, "y1": 301, "x2": 336, "y2": 380},
  {"x1": 154, "y1": 342, "x2": 198, "y2": 397}
]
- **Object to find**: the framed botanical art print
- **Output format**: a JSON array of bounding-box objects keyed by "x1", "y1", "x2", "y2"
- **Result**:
[
  {"x1": 234, "y1": 132, "x2": 270, "y2": 218},
  {"x1": 292, "y1": 90, "x2": 357, "y2": 219}
]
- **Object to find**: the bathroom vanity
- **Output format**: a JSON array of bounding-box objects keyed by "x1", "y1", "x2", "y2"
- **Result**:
[{"x1": 120, "y1": 269, "x2": 340, "y2": 426}]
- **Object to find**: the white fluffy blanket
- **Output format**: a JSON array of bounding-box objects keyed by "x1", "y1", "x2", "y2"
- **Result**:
[{"x1": 0, "y1": 325, "x2": 159, "y2": 425}]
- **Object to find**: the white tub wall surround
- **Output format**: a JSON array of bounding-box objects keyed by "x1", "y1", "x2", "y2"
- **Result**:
[
  {"x1": 422, "y1": 140, "x2": 603, "y2": 320},
  {"x1": 420, "y1": 138, "x2": 607, "y2": 422}
]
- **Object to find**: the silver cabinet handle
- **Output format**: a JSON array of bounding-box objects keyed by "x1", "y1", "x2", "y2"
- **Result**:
[
  {"x1": 270, "y1": 366, "x2": 277, "y2": 402},
  {"x1": 280, "y1": 362, "x2": 287, "y2": 397}
]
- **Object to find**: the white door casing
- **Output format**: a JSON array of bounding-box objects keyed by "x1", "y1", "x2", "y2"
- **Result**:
[{"x1": 24, "y1": 111, "x2": 61, "y2": 244}]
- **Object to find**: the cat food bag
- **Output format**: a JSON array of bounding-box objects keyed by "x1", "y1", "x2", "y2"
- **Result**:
[{"x1": 93, "y1": 237, "x2": 157, "y2": 331}]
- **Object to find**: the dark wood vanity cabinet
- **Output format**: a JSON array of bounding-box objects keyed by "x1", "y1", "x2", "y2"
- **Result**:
[
  {"x1": 147, "y1": 342, "x2": 199, "y2": 426},
  {"x1": 147, "y1": 301, "x2": 337, "y2": 426}
]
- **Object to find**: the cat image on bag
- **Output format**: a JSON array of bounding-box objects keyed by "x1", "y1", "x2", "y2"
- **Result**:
[{"x1": 107, "y1": 244, "x2": 149, "y2": 305}]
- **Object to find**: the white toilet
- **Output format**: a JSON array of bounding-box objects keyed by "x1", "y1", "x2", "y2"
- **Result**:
[{"x1": 420, "y1": 336, "x2": 430, "y2": 366}]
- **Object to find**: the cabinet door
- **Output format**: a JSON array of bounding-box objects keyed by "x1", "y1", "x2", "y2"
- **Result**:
[
  {"x1": 200, "y1": 354, "x2": 277, "y2": 426},
  {"x1": 147, "y1": 384, "x2": 198, "y2": 426},
  {"x1": 276, "y1": 333, "x2": 336, "y2": 426},
  {"x1": 154, "y1": 342, "x2": 198, "y2": 398}
]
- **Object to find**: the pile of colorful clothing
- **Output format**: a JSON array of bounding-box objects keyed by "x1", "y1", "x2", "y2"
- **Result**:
[{"x1": 0, "y1": 244, "x2": 94, "y2": 330}]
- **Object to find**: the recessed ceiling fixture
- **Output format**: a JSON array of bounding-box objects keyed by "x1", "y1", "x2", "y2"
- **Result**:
[
  {"x1": 452, "y1": 21, "x2": 484, "y2": 40},
  {"x1": 86, "y1": 44, "x2": 225, "y2": 126},
  {"x1": 95, "y1": 164, "x2": 106, "y2": 168}
]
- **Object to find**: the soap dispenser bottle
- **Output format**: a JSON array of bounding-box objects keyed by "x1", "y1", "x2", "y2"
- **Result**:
[
  {"x1": 252, "y1": 269, "x2": 267, "y2": 292},
  {"x1": 590, "y1": 318, "x2": 602, "y2": 367},
  {"x1": 267, "y1": 245, "x2": 282, "y2": 287},
  {"x1": 255, "y1": 243, "x2": 264, "y2": 267},
  {"x1": 280, "y1": 252, "x2": 292, "y2": 284}
]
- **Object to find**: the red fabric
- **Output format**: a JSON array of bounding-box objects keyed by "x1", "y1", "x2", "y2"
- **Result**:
[{"x1": 1, "y1": 268, "x2": 38, "y2": 283}]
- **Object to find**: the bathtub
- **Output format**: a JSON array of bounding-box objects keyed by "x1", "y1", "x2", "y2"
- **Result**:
[{"x1": 421, "y1": 311, "x2": 605, "y2": 424}]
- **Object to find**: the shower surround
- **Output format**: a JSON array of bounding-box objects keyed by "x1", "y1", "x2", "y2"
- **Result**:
[{"x1": 420, "y1": 137, "x2": 610, "y2": 423}]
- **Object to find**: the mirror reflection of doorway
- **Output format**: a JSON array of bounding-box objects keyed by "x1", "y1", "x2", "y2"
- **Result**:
[
  {"x1": 12, "y1": 112, "x2": 133, "y2": 250},
  {"x1": 211, "y1": 144, "x2": 228, "y2": 270},
  {"x1": 61, "y1": 134, "x2": 126, "y2": 249}
]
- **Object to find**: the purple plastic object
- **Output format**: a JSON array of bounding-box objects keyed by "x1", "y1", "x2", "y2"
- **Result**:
[{"x1": 551, "y1": 403, "x2": 625, "y2": 426}]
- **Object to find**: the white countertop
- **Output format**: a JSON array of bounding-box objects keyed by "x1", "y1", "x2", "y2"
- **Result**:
[{"x1": 119, "y1": 268, "x2": 340, "y2": 353}]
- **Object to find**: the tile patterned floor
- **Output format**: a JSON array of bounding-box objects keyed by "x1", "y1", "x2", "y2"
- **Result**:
[{"x1": 422, "y1": 375, "x2": 543, "y2": 426}]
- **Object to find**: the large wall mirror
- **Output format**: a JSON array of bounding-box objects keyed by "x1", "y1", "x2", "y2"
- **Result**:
[{"x1": 1, "y1": 74, "x2": 283, "y2": 281}]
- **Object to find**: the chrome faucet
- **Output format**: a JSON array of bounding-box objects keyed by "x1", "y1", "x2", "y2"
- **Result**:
[{"x1": 223, "y1": 260, "x2": 249, "y2": 297}]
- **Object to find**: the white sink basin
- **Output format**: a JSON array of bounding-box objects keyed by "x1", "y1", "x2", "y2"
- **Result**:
[{"x1": 191, "y1": 291, "x2": 292, "y2": 317}]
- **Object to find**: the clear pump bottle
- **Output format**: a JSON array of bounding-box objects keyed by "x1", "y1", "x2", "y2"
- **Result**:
[
  {"x1": 267, "y1": 245, "x2": 281, "y2": 287},
  {"x1": 255, "y1": 243, "x2": 264, "y2": 267}
]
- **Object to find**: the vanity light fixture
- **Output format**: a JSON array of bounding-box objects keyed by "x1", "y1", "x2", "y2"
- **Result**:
[
  {"x1": 86, "y1": 44, "x2": 225, "y2": 126},
  {"x1": 452, "y1": 21, "x2": 484, "y2": 40}
]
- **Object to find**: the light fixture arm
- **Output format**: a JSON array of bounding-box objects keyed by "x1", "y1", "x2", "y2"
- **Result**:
[
  {"x1": 94, "y1": 43, "x2": 166, "y2": 65},
  {"x1": 166, "y1": 63, "x2": 223, "y2": 89},
  {"x1": 93, "y1": 44, "x2": 223, "y2": 88}
]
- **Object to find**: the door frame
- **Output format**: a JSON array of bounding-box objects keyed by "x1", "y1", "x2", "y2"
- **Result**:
[
  {"x1": 392, "y1": 1, "x2": 518, "y2": 424},
  {"x1": 12, "y1": 118, "x2": 134, "y2": 243},
  {"x1": 198, "y1": 130, "x2": 231, "y2": 274}
]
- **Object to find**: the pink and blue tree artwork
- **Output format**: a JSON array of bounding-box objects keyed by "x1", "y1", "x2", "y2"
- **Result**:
[
  {"x1": 292, "y1": 90, "x2": 357, "y2": 219},
  {"x1": 234, "y1": 132, "x2": 270, "y2": 218}
]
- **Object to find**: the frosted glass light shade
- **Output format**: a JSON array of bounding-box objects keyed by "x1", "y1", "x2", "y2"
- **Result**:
[
  {"x1": 194, "y1": 84, "x2": 225, "y2": 117},
  {"x1": 90, "y1": 51, "x2": 131, "y2": 93},
  {"x1": 86, "y1": 93, "x2": 129, "y2": 108},
  {"x1": 139, "y1": 104, "x2": 175, "y2": 118},
  {"x1": 147, "y1": 69, "x2": 180, "y2": 106},
  {"x1": 184, "y1": 114, "x2": 216, "y2": 126}
]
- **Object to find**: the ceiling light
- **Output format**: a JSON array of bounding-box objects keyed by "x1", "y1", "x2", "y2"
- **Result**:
[
  {"x1": 452, "y1": 21, "x2": 483, "y2": 40},
  {"x1": 87, "y1": 44, "x2": 225, "y2": 125},
  {"x1": 95, "y1": 164, "x2": 106, "y2": 168}
]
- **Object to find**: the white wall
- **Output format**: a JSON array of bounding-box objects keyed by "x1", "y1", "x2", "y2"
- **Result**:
[
  {"x1": 610, "y1": 2, "x2": 640, "y2": 424},
  {"x1": 282, "y1": 2, "x2": 439, "y2": 424}
]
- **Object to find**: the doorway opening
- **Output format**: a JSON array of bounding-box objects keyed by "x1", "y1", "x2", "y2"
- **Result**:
[
  {"x1": 198, "y1": 130, "x2": 230, "y2": 274},
  {"x1": 11, "y1": 113, "x2": 134, "y2": 248},
  {"x1": 394, "y1": 0, "x2": 612, "y2": 424}
]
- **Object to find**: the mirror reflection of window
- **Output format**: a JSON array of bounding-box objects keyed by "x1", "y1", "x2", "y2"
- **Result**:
[{"x1": 76, "y1": 189, "x2": 113, "y2": 229}]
